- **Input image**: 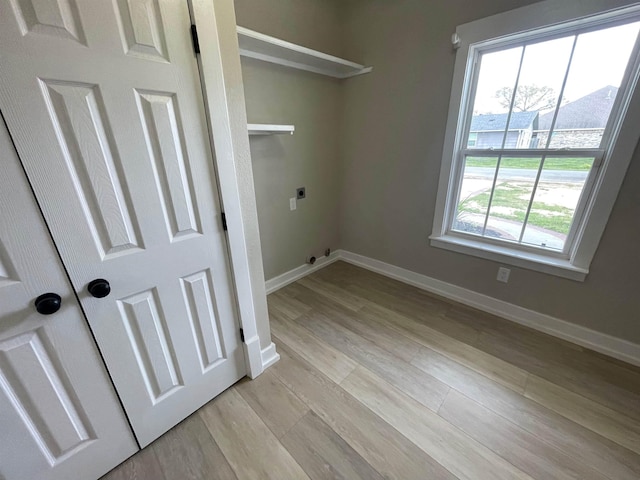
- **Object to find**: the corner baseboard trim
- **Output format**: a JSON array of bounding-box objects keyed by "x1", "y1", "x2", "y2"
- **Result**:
[
  {"x1": 243, "y1": 334, "x2": 263, "y2": 379},
  {"x1": 265, "y1": 252, "x2": 341, "y2": 294},
  {"x1": 260, "y1": 342, "x2": 280, "y2": 370},
  {"x1": 338, "y1": 250, "x2": 640, "y2": 367}
]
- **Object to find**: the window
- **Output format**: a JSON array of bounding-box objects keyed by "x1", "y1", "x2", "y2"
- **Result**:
[{"x1": 431, "y1": 1, "x2": 640, "y2": 281}]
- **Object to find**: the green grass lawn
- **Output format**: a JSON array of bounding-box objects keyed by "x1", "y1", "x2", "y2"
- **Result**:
[
  {"x1": 458, "y1": 182, "x2": 575, "y2": 235},
  {"x1": 465, "y1": 157, "x2": 593, "y2": 171}
]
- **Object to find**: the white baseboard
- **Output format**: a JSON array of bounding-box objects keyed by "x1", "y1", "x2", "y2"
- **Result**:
[
  {"x1": 338, "y1": 250, "x2": 640, "y2": 367},
  {"x1": 261, "y1": 342, "x2": 280, "y2": 370},
  {"x1": 264, "y1": 249, "x2": 640, "y2": 367},
  {"x1": 243, "y1": 334, "x2": 264, "y2": 379},
  {"x1": 265, "y1": 251, "x2": 340, "y2": 294}
]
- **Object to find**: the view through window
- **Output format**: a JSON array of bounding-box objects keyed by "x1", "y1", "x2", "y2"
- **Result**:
[{"x1": 452, "y1": 20, "x2": 640, "y2": 252}]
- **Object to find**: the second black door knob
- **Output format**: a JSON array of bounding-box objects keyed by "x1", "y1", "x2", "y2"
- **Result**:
[{"x1": 88, "y1": 279, "x2": 111, "y2": 298}]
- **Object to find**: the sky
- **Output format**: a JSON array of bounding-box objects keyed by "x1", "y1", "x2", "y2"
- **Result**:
[{"x1": 472, "y1": 21, "x2": 640, "y2": 115}]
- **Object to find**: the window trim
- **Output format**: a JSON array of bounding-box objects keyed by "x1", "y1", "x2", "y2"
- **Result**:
[{"x1": 430, "y1": 0, "x2": 640, "y2": 281}]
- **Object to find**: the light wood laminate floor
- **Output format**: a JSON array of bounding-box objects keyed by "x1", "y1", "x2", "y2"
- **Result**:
[{"x1": 102, "y1": 261, "x2": 640, "y2": 480}]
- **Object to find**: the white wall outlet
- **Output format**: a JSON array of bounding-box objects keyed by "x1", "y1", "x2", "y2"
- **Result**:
[
  {"x1": 289, "y1": 197, "x2": 296, "y2": 211},
  {"x1": 497, "y1": 267, "x2": 511, "y2": 283}
]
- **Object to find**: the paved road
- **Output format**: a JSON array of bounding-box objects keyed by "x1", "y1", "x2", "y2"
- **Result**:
[{"x1": 465, "y1": 167, "x2": 589, "y2": 183}]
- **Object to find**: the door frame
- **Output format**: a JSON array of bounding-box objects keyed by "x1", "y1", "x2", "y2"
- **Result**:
[{"x1": 190, "y1": 0, "x2": 273, "y2": 378}]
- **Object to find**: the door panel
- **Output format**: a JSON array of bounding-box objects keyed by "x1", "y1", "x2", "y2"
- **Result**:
[
  {"x1": 114, "y1": 0, "x2": 169, "y2": 62},
  {"x1": 181, "y1": 270, "x2": 226, "y2": 370},
  {"x1": 135, "y1": 89, "x2": 202, "y2": 240},
  {"x1": 0, "y1": 0, "x2": 246, "y2": 447},
  {"x1": 117, "y1": 288, "x2": 183, "y2": 402},
  {"x1": 41, "y1": 80, "x2": 142, "y2": 258},
  {"x1": 0, "y1": 119, "x2": 137, "y2": 480},
  {"x1": 0, "y1": 330, "x2": 94, "y2": 462},
  {"x1": 10, "y1": 0, "x2": 87, "y2": 44}
]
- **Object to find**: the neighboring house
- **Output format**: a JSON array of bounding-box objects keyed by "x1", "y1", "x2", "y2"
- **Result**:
[
  {"x1": 468, "y1": 111, "x2": 539, "y2": 149},
  {"x1": 534, "y1": 85, "x2": 619, "y2": 148}
]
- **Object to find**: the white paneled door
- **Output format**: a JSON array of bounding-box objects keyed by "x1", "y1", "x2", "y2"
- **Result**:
[
  {"x1": 0, "y1": 0, "x2": 247, "y2": 447},
  {"x1": 0, "y1": 120, "x2": 138, "y2": 479}
]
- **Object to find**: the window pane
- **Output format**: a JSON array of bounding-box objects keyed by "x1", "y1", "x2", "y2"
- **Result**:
[
  {"x1": 521, "y1": 157, "x2": 595, "y2": 250},
  {"x1": 507, "y1": 36, "x2": 575, "y2": 149},
  {"x1": 544, "y1": 22, "x2": 640, "y2": 149},
  {"x1": 484, "y1": 157, "x2": 542, "y2": 241},
  {"x1": 467, "y1": 48, "x2": 522, "y2": 149},
  {"x1": 452, "y1": 157, "x2": 498, "y2": 235}
]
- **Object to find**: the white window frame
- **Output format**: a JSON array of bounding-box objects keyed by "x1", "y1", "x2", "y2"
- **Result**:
[{"x1": 430, "y1": 0, "x2": 640, "y2": 281}]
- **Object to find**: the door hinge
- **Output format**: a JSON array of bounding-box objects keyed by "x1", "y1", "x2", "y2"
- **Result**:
[
  {"x1": 239, "y1": 328, "x2": 245, "y2": 342},
  {"x1": 221, "y1": 212, "x2": 228, "y2": 231},
  {"x1": 190, "y1": 24, "x2": 200, "y2": 54}
]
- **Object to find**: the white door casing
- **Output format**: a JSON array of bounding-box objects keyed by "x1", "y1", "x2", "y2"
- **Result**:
[
  {"x1": 0, "y1": 118, "x2": 138, "y2": 480},
  {"x1": 0, "y1": 0, "x2": 246, "y2": 447},
  {"x1": 191, "y1": 0, "x2": 274, "y2": 375}
]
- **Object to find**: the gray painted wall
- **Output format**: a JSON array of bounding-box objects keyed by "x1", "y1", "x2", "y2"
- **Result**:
[
  {"x1": 234, "y1": 0, "x2": 344, "y2": 280},
  {"x1": 339, "y1": 0, "x2": 640, "y2": 342}
]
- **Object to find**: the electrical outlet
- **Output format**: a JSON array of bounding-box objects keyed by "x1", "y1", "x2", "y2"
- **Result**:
[
  {"x1": 497, "y1": 267, "x2": 511, "y2": 283},
  {"x1": 289, "y1": 197, "x2": 296, "y2": 211},
  {"x1": 296, "y1": 187, "x2": 306, "y2": 199}
]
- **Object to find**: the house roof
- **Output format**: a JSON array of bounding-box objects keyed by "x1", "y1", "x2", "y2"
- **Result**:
[
  {"x1": 470, "y1": 111, "x2": 538, "y2": 132},
  {"x1": 539, "y1": 85, "x2": 619, "y2": 130}
]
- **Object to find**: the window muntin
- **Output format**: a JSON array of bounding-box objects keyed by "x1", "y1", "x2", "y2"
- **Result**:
[{"x1": 449, "y1": 18, "x2": 640, "y2": 255}]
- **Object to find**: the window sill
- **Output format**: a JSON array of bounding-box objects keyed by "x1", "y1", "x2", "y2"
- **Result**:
[{"x1": 429, "y1": 234, "x2": 588, "y2": 281}]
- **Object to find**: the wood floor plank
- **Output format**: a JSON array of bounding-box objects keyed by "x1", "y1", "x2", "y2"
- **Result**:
[
  {"x1": 588, "y1": 348, "x2": 640, "y2": 376},
  {"x1": 297, "y1": 275, "x2": 366, "y2": 312},
  {"x1": 311, "y1": 260, "x2": 363, "y2": 286},
  {"x1": 323, "y1": 262, "x2": 452, "y2": 315},
  {"x1": 524, "y1": 374, "x2": 640, "y2": 455},
  {"x1": 448, "y1": 301, "x2": 640, "y2": 398},
  {"x1": 578, "y1": 354, "x2": 640, "y2": 395},
  {"x1": 151, "y1": 414, "x2": 237, "y2": 480},
  {"x1": 444, "y1": 303, "x2": 537, "y2": 341},
  {"x1": 341, "y1": 366, "x2": 533, "y2": 480},
  {"x1": 271, "y1": 341, "x2": 457, "y2": 480},
  {"x1": 281, "y1": 410, "x2": 385, "y2": 480},
  {"x1": 348, "y1": 309, "x2": 422, "y2": 362},
  {"x1": 411, "y1": 346, "x2": 640, "y2": 480},
  {"x1": 295, "y1": 309, "x2": 449, "y2": 411},
  {"x1": 314, "y1": 261, "x2": 452, "y2": 317},
  {"x1": 441, "y1": 301, "x2": 640, "y2": 419},
  {"x1": 101, "y1": 444, "x2": 166, "y2": 480},
  {"x1": 344, "y1": 282, "x2": 480, "y2": 344},
  {"x1": 199, "y1": 388, "x2": 310, "y2": 480},
  {"x1": 235, "y1": 370, "x2": 310, "y2": 439},
  {"x1": 475, "y1": 329, "x2": 640, "y2": 422},
  {"x1": 358, "y1": 302, "x2": 529, "y2": 392},
  {"x1": 286, "y1": 281, "x2": 421, "y2": 362},
  {"x1": 268, "y1": 289, "x2": 312, "y2": 321},
  {"x1": 270, "y1": 314, "x2": 357, "y2": 383},
  {"x1": 439, "y1": 389, "x2": 609, "y2": 480}
]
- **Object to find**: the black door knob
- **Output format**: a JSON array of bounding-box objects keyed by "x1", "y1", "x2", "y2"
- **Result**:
[
  {"x1": 88, "y1": 279, "x2": 111, "y2": 298},
  {"x1": 34, "y1": 293, "x2": 62, "y2": 315}
]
